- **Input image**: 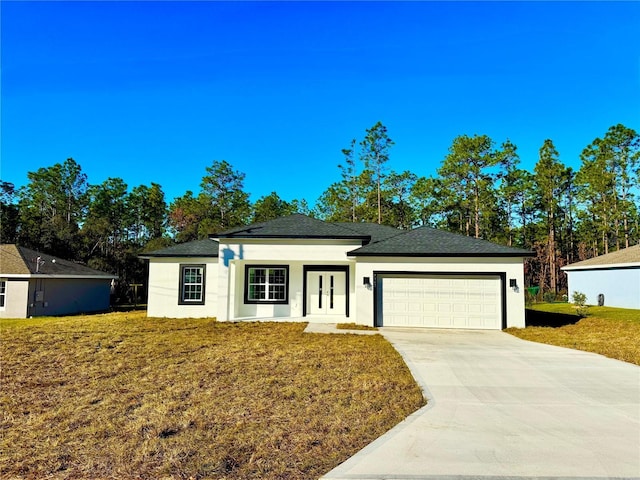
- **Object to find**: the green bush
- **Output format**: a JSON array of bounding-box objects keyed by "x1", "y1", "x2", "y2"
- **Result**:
[{"x1": 572, "y1": 291, "x2": 589, "y2": 317}]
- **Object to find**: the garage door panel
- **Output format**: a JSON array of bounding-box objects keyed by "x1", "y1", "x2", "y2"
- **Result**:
[{"x1": 382, "y1": 275, "x2": 501, "y2": 329}]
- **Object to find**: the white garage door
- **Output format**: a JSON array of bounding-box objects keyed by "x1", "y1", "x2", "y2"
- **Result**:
[{"x1": 381, "y1": 275, "x2": 502, "y2": 329}]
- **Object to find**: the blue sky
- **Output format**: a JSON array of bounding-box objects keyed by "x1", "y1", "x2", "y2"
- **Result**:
[{"x1": 2, "y1": 1, "x2": 639, "y2": 206}]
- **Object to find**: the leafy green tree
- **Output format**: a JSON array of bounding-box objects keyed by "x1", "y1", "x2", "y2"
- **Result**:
[
  {"x1": 437, "y1": 134, "x2": 502, "y2": 239},
  {"x1": 200, "y1": 160, "x2": 251, "y2": 231},
  {"x1": 290, "y1": 198, "x2": 311, "y2": 217},
  {"x1": 385, "y1": 171, "x2": 417, "y2": 229},
  {"x1": 126, "y1": 183, "x2": 167, "y2": 242},
  {"x1": 359, "y1": 122, "x2": 394, "y2": 224},
  {"x1": 496, "y1": 140, "x2": 521, "y2": 246},
  {"x1": 168, "y1": 191, "x2": 210, "y2": 242},
  {"x1": 252, "y1": 192, "x2": 298, "y2": 223},
  {"x1": 533, "y1": 139, "x2": 568, "y2": 294},
  {"x1": 577, "y1": 124, "x2": 639, "y2": 254},
  {"x1": 17, "y1": 158, "x2": 88, "y2": 258},
  {"x1": 314, "y1": 182, "x2": 352, "y2": 222},
  {"x1": 338, "y1": 139, "x2": 360, "y2": 222},
  {"x1": 410, "y1": 176, "x2": 445, "y2": 227},
  {"x1": 0, "y1": 181, "x2": 19, "y2": 244},
  {"x1": 83, "y1": 177, "x2": 129, "y2": 258}
]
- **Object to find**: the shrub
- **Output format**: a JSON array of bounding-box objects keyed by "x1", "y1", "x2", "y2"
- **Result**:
[{"x1": 572, "y1": 291, "x2": 589, "y2": 317}]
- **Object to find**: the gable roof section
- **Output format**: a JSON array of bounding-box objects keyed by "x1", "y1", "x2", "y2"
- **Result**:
[
  {"x1": 348, "y1": 226, "x2": 534, "y2": 257},
  {"x1": 562, "y1": 244, "x2": 640, "y2": 270},
  {"x1": 140, "y1": 239, "x2": 220, "y2": 258},
  {"x1": 1, "y1": 244, "x2": 116, "y2": 277},
  {"x1": 0, "y1": 244, "x2": 31, "y2": 274},
  {"x1": 215, "y1": 214, "x2": 369, "y2": 240}
]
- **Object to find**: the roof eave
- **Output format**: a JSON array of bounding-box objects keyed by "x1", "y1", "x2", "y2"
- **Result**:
[
  {"x1": 0, "y1": 273, "x2": 117, "y2": 279},
  {"x1": 140, "y1": 253, "x2": 219, "y2": 259},
  {"x1": 215, "y1": 234, "x2": 370, "y2": 241},
  {"x1": 562, "y1": 262, "x2": 640, "y2": 271},
  {"x1": 348, "y1": 251, "x2": 535, "y2": 258}
]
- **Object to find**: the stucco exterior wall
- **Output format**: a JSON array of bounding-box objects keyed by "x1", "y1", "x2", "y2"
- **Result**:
[
  {"x1": 1, "y1": 277, "x2": 110, "y2": 318},
  {"x1": 566, "y1": 268, "x2": 640, "y2": 310},
  {"x1": 147, "y1": 257, "x2": 218, "y2": 318},
  {"x1": 27, "y1": 277, "x2": 111, "y2": 317},
  {"x1": 353, "y1": 256, "x2": 526, "y2": 328},
  {"x1": 216, "y1": 239, "x2": 360, "y2": 321},
  {"x1": 0, "y1": 278, "x2": 29, "y2": 318}
]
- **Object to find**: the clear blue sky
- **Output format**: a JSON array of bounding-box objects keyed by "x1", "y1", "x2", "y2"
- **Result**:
[{"x1": 2, "y1": 1, "x2": 639, "y2": 205}]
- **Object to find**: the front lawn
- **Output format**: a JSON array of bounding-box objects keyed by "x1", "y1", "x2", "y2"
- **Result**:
[
  {"x1": 506, "y1": 303, "x2": 640, "y2": 365},
  {"x1": 0, "y1": 312, "x2": 424, "y2": 479}
]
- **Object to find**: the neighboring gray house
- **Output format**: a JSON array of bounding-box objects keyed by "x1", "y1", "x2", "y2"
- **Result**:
[
  {"x1": 142, "y1": 214, "x2": 533, "y2": 329},
  {"x1": 0, "y1": 244, "x2": 116, "y2": 318},
  {"x1": 562, "y1": 245, "x2": 640, "y2": 310}
]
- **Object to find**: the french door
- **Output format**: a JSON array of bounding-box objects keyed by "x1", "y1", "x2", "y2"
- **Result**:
[{"x1": 307, "y1": 271, "x2": 346, "y2": 316}]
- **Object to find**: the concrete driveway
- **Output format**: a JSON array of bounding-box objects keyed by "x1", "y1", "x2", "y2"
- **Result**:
[{"x1": 324, "y1": 328, "x2": 640, "y2": 479}]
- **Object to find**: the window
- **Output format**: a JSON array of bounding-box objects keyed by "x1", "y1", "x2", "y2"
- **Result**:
[
  {"x1": 0, "y1": 279, "x2": 5, "y2": 308},
  {"x1": 179, "y1": 265, "x2": 205, "y2": 305},
  {"x1": 245, "y1": 265, "x2": 289, "y2": 304}
]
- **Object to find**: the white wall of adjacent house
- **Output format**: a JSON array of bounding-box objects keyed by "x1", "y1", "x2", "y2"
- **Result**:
[
  {"x1": 215, "y1": 239, "x2": 360, "y2": 322},
  {"x1": 566, "y1": 268, "x2": 640, "y2": 310},
  {"x1": 146, "y1": 257, "x2": 218, "y2": 318},
  {"x1": 0, "y1": 278, "x2": 29, "y2": 318},
  {"x1": 353, "y1": 256, "x2": 527, "y2": 329}
]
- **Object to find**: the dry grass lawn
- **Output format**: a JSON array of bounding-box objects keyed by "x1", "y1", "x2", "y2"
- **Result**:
[
  {"x1": 335, "y1": 323, "x2": 378, "y2": 331},
  {"x1": 1, "y1": 312, "x2": 424, "y2": 479},
  {"x1": 506, "y1": 304, "x2": 640, "y2": 365}
]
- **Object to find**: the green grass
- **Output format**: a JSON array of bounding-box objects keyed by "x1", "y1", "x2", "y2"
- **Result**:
[
  {"x1": 0, "y1": 312, "x2": 424, "y2": 479},
  {"x1": 527, "y1": 302, "x2": 640, "y2": 321},
  {"x1": 506, "y1": 303, "x2": 640, "y2": 365}
]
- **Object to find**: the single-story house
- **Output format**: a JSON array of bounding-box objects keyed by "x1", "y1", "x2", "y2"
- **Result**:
[
  {"x1": 141, "y1": 214, "x2": 533, "y2": 329},
  {"x1": 562, "y1": 245, "x2": 640, "y2": 310},
  {"x1": 0, "y1": 244, "x2": 117, "y2": 318}
]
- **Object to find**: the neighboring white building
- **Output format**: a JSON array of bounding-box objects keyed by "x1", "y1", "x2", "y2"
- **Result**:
[
  {"x1": 562, "y1": 245, "x2": 640, "y2": 310},
  {"x1": 0, "y1": 244, "x2": 116, "y2": 318},
  {"x1": 141, "y1": 215, "x2": 533, "y2": 329}
]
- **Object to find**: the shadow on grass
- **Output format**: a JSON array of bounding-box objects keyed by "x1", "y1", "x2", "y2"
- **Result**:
[
  {"x1": 111, "y1": 304, "x2": 147, "y2": 312},
  {"x1": 525, "y1": 309, "x2": 581, "y2": 328}
]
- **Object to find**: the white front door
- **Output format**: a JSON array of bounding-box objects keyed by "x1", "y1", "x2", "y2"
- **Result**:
[{"x1": 307, "y1": 271, "x2": 346, "y2": 316}]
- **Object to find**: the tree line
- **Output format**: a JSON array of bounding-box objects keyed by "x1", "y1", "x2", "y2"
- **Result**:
[{"x1": 1, "y1": 122, "x2": 638, "y2": 299}]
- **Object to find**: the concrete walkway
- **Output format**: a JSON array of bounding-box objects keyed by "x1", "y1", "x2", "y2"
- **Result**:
[{"x1": 323, "y1": 328, "x2": 640, "y2": 480}]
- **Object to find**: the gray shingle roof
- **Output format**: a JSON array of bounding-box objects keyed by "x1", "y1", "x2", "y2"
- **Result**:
[
  {"x1": 562, "y1": 244, "x2": 640, "y2": 270},
  {"x1": 141, "y1": 216, "x2": 532, "y2": 258},
  {"x1": 140, "y1": 239, "x2": 219, "y2": 258},
  {"x1": 0, "y1": 244, "x2": 116, "y2": 277},
  {"x1": 348, "y1": 226, "x2": 534, "y2": 257},
  {"x1": 215, "y1": 214, "x2": 369, "y2": 240},
  {"x1": 331, "y1": 222, "x2": 402, "y2": 244}
]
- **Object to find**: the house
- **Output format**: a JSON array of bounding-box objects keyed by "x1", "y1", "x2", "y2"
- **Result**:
[
  {"x1": 141, "y1": 214, "x2": 533, "y2": 329},
  {"x1": 0, "y1": 244, "x2": 116, "y2": 318},
  {"x1": 561, "y1": 245, "x2": 640, "y2": 309}
]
